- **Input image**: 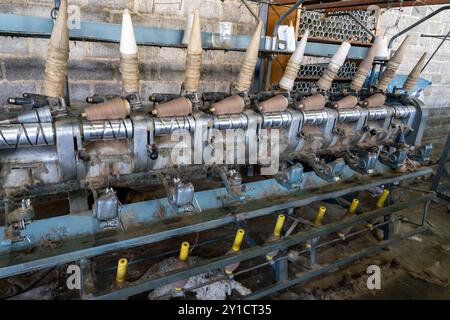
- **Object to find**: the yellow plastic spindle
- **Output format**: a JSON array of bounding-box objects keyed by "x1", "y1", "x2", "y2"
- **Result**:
[
  {"x1": 314, "y1": 206, "x2": 327, "y2": 225},
  {"x1": 116, "y1": 258, "x2": 128, "y2": 283},
  {"x1": 232, "y1": 229, "x2": 245, "y2": 252},
  {"x1": 273, "y1": 214, "x2": 286, "y2": 237},
  {"x1": 179, "y1": 241, "x2": 190, "y2": 261},
  {"x1": 349, "y1": 199, "x2": 359, "y2": 215},
  {"x1": 376, "y1": 189, "x2": 390, "y2": 208}
]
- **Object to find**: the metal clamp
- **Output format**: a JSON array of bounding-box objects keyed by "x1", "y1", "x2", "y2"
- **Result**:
[
  {"x1": 92, "y1": 188, "x2": 123, "y2": 230},
  {"x1": 218, "y1": 167, "x2": 247, "y2": 203},
  {"x1": 379, "y1": 148, "x2": 408, "y2": 169},
  {"x1": 159, "y1": 174, "x2": 197, "y2": 214},
  {"x1": 342, "y1": 149, "x2": 378, "y2": 175},
  {"x1": 275, "y1": 163, "x2": 304, "y2": 190},
  {"x1": 409, "y1": 144, "x2": 433, "y2": 163},
  {"x1": 1, "y1": 199, "x2": 34, "y2": 247}
]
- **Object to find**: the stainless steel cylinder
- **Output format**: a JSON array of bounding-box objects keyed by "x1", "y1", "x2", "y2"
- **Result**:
[
  {"x1": 337, "y1": 108, "x2": 361, "y2": 123},
  {"x1": 0, "y1": 122, "x2": 55, "y2": 149},
  {"x1": 303, "y1": 110, "x2": 328, "y2": 125},
  {"x1": 153, "y1": 116, "x2": 195, "y2": 135},
  {"x1": 368, "y1": 107, "x2": 389, "y2": 121},
  {"x1": 393, "y1": 105, "x2": 416, "y2": 119},
  {"x1": 82, "y1": 119, "x2": 134, "y2": 141},
  {"x1": 261, "y1": 111, "x2": 292, "y2": 129},
  {"x1": 212, "y1": 113, "x2": 248, "y2": 130}
]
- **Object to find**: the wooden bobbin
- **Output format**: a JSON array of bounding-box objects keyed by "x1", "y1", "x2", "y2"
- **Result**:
[
  {"x1": 298, "y1": 94, "x2": 326, "y2": 111},
  {"x1": 43, "y1": 0, "x2": 69, "y2": 98},
  {"x1": 210, "y1": 95, "x2": 245, "y2": 115},
  {"x1": 234, "y1": 20, "x2": 263, "y2": 92},
  {"x1": 333, "y1": 95, "x2": 358, "y2": 109},
  {"x1": 185, "y1": 53, "x2": 202, "y2": 92},
  {"x1": 82, "y1": 98, "x2": 131, "y2": 121},
  {"x1": 362, "y1": 93, "x2": 386, "y2": 108},
  {"x1": 258, "y1": 95, "x2": 289, "y2": 113},
  {"x1": 184, "y1": 9, "x2": 202, "y2": 92},
  {"x1": 152, "y1": 97, "x2": 193, "y2": 117},
  {"x1": 403, "y1": 52, "x2": 427, "y2": 92}
]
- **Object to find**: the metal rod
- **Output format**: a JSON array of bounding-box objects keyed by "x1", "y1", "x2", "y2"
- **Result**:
[
  {"x1": 421, "y1": 28, "x2": 450, "y2": 72},
  {"x1": 420, "y1": 34, "x2": 450, "y2": 39},
  {"x1": 244, "y1": 226, "x2": 427, "y2": 299},
  {"x1": 241, "y1": 0, "x2": 260, "y2": 21},
  {"x1": 388, "y1": 5, "x2": 450, "y2": 49}
]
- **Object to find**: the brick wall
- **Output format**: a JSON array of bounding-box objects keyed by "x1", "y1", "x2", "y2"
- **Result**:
[{"x1": 0, "y1": 1, "x2": 449, "y2": 153}]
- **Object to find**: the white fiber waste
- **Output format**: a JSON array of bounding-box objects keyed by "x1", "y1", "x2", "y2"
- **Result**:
[{"x1": 147, "y1": 257, "x2": 251, "y2": 300}]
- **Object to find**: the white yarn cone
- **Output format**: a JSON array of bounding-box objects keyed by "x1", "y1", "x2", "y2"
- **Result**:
[
  {"x1": 235, "y1": 19, "x2": 263, "y2": 92},
  {"x1": 373, "y1": 35, "x2": 389, "y2": 60},
  {"x1": 279, "y1": 29, "x2": 309, "y2": 92},
  {"x1": 332, "y1": 41, "x2": 351, "y2": 67},
  {"x1": 317, "y1": 41, "x2": 351, "y2": 91},
  {"x1": 120, "y1": 9, "x2": 138, "y2": 55}
]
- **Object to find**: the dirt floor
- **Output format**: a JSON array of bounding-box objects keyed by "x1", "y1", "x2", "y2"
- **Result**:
[{"x1": 1, "y1": 176, "x2": 449, "y2": 300}]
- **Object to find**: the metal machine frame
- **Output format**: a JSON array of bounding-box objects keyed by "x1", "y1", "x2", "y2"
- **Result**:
[
  {"x1": 0, "y1": 3, "x2": 437, "y2": 300},
  {"x1": 78, "y1": 167, "x2": 432, "y2": 299},
  {"x1": 0, "y1": 167, "x2": 433, "y2": 299}
]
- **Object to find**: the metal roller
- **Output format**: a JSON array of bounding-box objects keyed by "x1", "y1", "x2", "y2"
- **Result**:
[
  {"x1": 82, "y1": 119, "x2": 134, "y2": 141},
  {"x1": 303, "y1": 110, "x2": 329, "y2": 125},
  {"x1": 261, "y1": 111, "x2": 292, "y2": 129},
  {"x1": 393, "y1": 105, "x2": 416, "y2": 119},
  {"x1": 210, "y1": 95, "x2": 245, "y2": 115},
  {"x1": 211, "y1": 114, "x2": 248, "y2": 130},
  {"x1": 337, "y1": 108, "x2": 361, "y2": 122},
  {"x1": 153, "y1": 116, "x2": 196, "y2": 135},
  {"x1": 367, "y1": 107, "x2": 389, "y2": 121},
  {"x1": 0, "y1": 123, "x2": 55, "y2": 149}
]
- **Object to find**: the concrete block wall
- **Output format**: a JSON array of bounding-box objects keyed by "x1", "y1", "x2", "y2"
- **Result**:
[
  {"x1": 0, "y1": 0, "x2": 260, "y2": 103},
  {"x1": 0, "y1": 1, "x2": 449, "y2": 153}
]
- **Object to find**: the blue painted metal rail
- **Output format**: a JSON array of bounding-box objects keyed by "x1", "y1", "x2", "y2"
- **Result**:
[
  {"x1": 90, "y1": 196, "x2": 432, "y2": 299},
  {"x1": 0, "y1": 13, "x2": 369, "y2": 58},
  {"x1": 0, "y1": 166, "x2": 432, "y2": 278}
]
